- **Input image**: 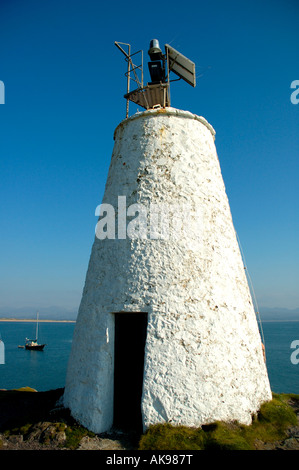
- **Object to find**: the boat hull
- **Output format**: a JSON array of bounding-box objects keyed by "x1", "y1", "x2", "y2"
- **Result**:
[{"x1": 25, "y1": 344, "x2": 45, "y2": 351}]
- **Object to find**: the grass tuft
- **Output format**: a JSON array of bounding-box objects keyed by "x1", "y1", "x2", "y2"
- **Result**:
[
  {"x1": 139, "y1": 394, "x2": 299, "y2": 450},
  {"x1": 139, "y1": 423, "x2": 207, "y2": 450},
  {"x1": 64, "y1": 424, "x2": 95, "y2": 449}
]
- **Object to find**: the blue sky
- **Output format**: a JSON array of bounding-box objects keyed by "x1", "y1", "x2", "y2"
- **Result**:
[{"x1": 0, "y1": 0, "x2": 298, "y2": 315}]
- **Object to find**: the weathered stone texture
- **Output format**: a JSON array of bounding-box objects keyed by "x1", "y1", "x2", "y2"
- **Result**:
[{"x1": 64, "y1": 107, "x2": 272, "y2": 433}]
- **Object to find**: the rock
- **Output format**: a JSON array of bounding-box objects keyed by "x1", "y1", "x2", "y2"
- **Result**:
[
  {"x1": 277, "y1": 438, "x2": 299, "y2": 450},
  {"x1": 26, "y1": 421, "x2": 67, "y2": 446},
  {"x1": 53, "y1": 431, "x2": 67, "y2": 445},
  {"x1": 26, "y1": 422, "x2": 48, "y2": 441},
  {"x1": 287, "y1": 426, "x2": 299, "y2": 438},
  {"x1": 7, "y1": 434, "x2": 23, "y2": 444},
  {"x1": 77, "y1": 435, "x2": 125, "y2": 450},
  {"x1": 254, "y1": 439, "x2": 277, "y2": 450},
  {"x1": 41, "y1": 424, "x2": 66, "y2": 445}
]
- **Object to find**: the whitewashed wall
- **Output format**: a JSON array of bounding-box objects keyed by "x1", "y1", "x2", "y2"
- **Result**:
[{"x1": 64, "y1": 108, "x2": 272, "y2": 433}]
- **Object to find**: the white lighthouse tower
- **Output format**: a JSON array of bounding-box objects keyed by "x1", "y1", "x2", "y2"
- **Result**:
[{"x1": 63, "y1": 40, "x2": 272, "y2": 434}]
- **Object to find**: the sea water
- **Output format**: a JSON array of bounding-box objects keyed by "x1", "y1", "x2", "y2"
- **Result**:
[
  {"x1": 0, "y1": 320, "x2": 298, "y2": 394},
  {"x1": 0, "y1": 321, "x2": 75, "y2": 391},
  {"x1": 262, "y1": 321, "x2": 299, "y2": 394}
]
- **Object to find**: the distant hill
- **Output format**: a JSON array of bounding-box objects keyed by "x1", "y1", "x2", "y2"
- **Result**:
[
  {"x1": 0, "y1": 306, "x2": 298, "y2": 322},
  {"x1": 0, "y1": 306, "x2": 78, "y2": 321},
  {"x1": 259, "y1": 307, "x2": 299, "y2": 322}
]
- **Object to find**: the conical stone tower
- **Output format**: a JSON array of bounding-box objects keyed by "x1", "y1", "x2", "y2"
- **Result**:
[{"x1": 64, "y1": 107, "x2": 272, "y2": 434}]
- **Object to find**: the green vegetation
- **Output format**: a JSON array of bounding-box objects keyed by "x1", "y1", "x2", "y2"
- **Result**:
[
  {"x1": 13, "y1": 387, "x2": 37, "y2": 392},
  {"x1": 139, "y1": 423, "x2": 207, "y2": 450},
  {"x1": 64, "y1": 423, "x2": 95, "y2": 449},
  {"x1": 139, "y1": 393, "x2": 299, "y2": 450},
  {"x1": 1, "y1": 389, "x2": 298, "y2": 450}
]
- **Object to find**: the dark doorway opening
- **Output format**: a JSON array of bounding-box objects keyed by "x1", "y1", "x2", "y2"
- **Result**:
[{"x1": 113, "y1": 312, "x2": 148, "y2": 432}]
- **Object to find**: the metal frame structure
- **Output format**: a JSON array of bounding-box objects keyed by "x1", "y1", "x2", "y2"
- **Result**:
[
  {"x1": 115, "y1": 40, "x2": 196, "y2": 118},
  {"x1": 115, "y1": 42, "x2": 144, "y2": 118}
]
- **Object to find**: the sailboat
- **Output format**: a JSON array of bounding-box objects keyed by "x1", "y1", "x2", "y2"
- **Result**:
[{"x1": 25, "y1": 312, "x2": 46, "y2": 351}]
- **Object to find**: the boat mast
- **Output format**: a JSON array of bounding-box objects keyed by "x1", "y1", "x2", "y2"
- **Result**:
[{"x1": 36, "y1": 311, "x2": 39, "y2": 341}]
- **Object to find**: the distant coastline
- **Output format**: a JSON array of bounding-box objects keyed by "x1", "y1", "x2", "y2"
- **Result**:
[
  {"x1": 0, "y1": 318, "x2": 76, "y2": 323},
  {"x1": 0, "y1": 306, "x2": 298, "y2": 323},
  {"x1": 262, "y1": 319, "x2": 299, "y2": 322}
]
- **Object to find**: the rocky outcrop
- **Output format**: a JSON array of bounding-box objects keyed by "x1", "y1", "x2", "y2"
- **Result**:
[{"x1": 0, "y1": 388, "x2": 298, "y2": 450}]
